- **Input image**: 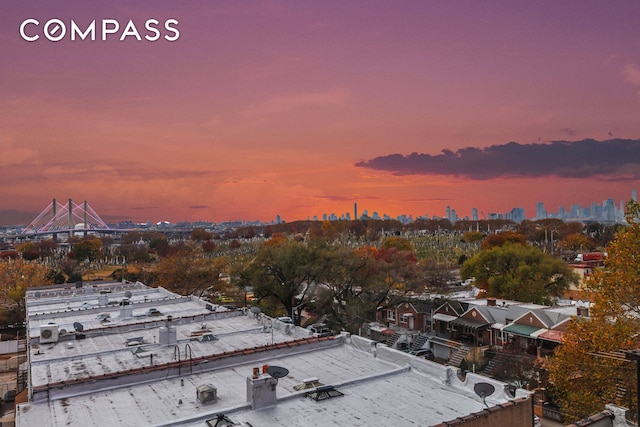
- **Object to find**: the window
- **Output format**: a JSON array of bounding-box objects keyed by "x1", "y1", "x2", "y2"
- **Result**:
[
  {"x1": 400, "y1": 314, "x2": 408, "y2": 323},
  {"x1": 387, "y1": 311, "x2": 395, "y2": 321}
]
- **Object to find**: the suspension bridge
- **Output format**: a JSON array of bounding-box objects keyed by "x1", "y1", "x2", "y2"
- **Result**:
[{"x1": 21, "y1": 199, "x2": 113, "y2": 239}]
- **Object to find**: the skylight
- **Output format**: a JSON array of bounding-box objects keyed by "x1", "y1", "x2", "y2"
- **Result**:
[{"x1": 305, "y1": 385, "x2": 344, "y2": 401}]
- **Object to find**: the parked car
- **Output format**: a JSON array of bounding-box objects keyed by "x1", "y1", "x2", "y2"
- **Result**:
[
  {"x1": 308, "y1": 323, "x2": 330, "y2": 337},
  {"x1": 533, "y1": 415, "x2": 541, "y2": 427}
]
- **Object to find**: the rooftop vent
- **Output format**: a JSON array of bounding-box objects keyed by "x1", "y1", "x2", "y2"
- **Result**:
[
  {"x1": 197, "y1": 384, "x2": 217, "y2": 403},
  {"x1": 305, "y1": 385, "x2": 344, "y2": 401}
]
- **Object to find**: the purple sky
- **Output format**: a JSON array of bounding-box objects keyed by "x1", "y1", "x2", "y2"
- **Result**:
[{"x1": 1, "y1": 1, "x2": 640, "y2": 224}]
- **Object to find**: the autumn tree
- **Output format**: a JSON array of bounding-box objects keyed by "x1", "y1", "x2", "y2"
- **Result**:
[
  {"x1": 36, "y1": 239, "x2": 58, "y2": 258},
  {"x1": 461, "y1": 242, "x2": 577, "y2": 304},
  {"x1": 313, "y1": 238, "x2": 422, "y2": 332},
  {"x1": 57, "y1": 257, "x2": 80, "y2": 282},
  {"x1": 244, "y1": 237, "x2": 325, "y2": 323},
  {"x1": 549, "y1": 201, "x2": 640, "y2": 422},
  {"x1": 0, "y1": 259, "x2": 51, "y2": 324},
  {"x1": 314, "y1": 246, "x2": 380, "y2": 332},
  {"x1": 462, "y1": 231, "x2": 484, "y2": 243},
  {"x1": 70, "y1": 238, "x2": 103, "y2": 261},
  {"x1": 16, "y1": 242, "x2": 40, "y2": 260},
  {"x1": 155, "y1": 252, "x2": 227, "y2": 297},
  {"x1": 557, "y1": 233, "x2": 598, "y2": 253},
  {"x1": 190, "y1": 227, "x2": 213, "y2": 242},
  {"x1": 480, "y1": 231, "x2": 527, "y2": 250}
]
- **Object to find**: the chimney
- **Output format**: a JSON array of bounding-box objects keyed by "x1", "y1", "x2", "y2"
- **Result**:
[
  {"x1": 159, "y1": 319, "x2": 177, "y2": 345},
  {"x1": 487, "y1": 298, "x2": 496, "y2": 307},
  {"x1": 120, "y1": 300, "x2": 133, "y2": 319},
  {"x1": 247, "y1": 368, "x2": 278, "y2": 409},
  {"x1": 98, "y1": 293, "x2": 109, "y2": 306}
]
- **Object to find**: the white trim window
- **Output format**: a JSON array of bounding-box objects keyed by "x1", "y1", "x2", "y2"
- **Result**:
[{"x1": 387, "y1": 310, "x2": 396, "y2": 321}]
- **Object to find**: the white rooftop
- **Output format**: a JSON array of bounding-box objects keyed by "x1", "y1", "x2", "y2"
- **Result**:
[{"x1": 19, "y1": 281, "x2": 530, "y2": 427}]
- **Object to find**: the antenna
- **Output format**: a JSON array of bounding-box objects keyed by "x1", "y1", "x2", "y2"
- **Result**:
[{"x1": 474, "y1": 382, "x2": 495, "y2": 408}]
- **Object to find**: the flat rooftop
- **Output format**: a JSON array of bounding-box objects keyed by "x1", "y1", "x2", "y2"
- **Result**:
[{"x1": 19, "y1": 281, "x2": 529, "y2": 427}]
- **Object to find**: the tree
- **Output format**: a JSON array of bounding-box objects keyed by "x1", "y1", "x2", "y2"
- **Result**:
[
  {"x1": 244, "y1": 238, "x2": 324, "y2": 323},
  {"x1": 548, "y1": 201, "x2": 640, "y2": 422},
  {"x1": 36, "y1": 239, "x2": 58, "y2": 258},
  {"x1": 0, "y1": 259, "x2": 51, "y2": 324},
  {"x1": 461, "y1": 242, "x2": 577, "y2": 304},
  {"x1": 155, "y1": 252, "x2": 227, "y2": 297},
  {"x1": 462, "y1": 231, "x2": 484, "y2": 243},
  {"x1": 313, "y1": 246, "x2": 381, "y2": 332},
  {"x1": 190, "y1": 227, "x2": 213, "y2": 242},
  {"x1": 16, "y1": 242, "x2": 40, "y2": 260},
  {"x1": 70, "y1": 238, "x2": 103, "y2": 261},
  {"x1": 557, "y1": 233, "x2": 598, "y2": 253},
  {"x1": 58, "y1": 257, "x2": 80, "y2": 282},
  {"x1": 480, "y1": 231, "x2": 526, "y2": 250},
  {"x1": 313, "y1": 240, "x2": 422, "y2": 333}
]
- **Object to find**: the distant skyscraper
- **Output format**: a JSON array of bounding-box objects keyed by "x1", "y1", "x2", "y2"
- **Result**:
[
  {"x1": 633, "y1": 189, "x2": 637, "y2": 202},
  {"x1": 354, "y1": 203, "x2": 358, "y2": 221},
  {"x1": 507, "y1": 207, "x2": 525, "y2": 223},
  {"x1": 471, "y1": 208, "x2": 478, "y2": 222},
  {"x1": 446, "y1": 205, "x2": 451, "y2": 221},
  {"x1": 536, "y1": 202, "x2": 546, "y2": 220},
  {"x1": 604, "y1": 198, "x2": 615, "y2": 222}
]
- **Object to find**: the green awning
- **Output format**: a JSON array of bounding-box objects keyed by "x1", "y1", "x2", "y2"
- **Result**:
[{"x1": 502, "y1": 323, "x2": 543, "y2": 337}]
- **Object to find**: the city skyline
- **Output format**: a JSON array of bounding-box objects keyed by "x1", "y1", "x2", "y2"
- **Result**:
[
  {"x1": 2, "y1": 188, "x2": 636, "y2": 228},
  {"x1": 2, "y1": 2, "x2": 640, "y2": 225}
]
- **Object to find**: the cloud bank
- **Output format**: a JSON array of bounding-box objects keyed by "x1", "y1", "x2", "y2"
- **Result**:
[{"x1": 355, "y1": 139, "x2": 640, "y2": 180}]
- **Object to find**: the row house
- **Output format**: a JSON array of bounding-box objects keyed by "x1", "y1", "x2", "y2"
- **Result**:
[
  {"x1": 375, "y1": 297, "x2": 588, "y2": 362},
  {"x1": 429, "y1": 298, "x2": 586, "y2": 359},
  {"x1": 377, "y1": 299, "x2": 435, "y2": 333}
]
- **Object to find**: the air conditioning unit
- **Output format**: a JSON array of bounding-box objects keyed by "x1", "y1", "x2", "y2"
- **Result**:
[{"x1": 40, "y1": 324, "x2": 59, "y2": 344}]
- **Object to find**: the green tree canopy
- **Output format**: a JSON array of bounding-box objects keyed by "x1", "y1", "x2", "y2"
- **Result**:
[{"x1": 461, "y1": 242, "x2": 577, "y2": 304}]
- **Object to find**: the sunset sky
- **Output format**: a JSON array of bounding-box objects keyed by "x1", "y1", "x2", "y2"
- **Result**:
[{"x1": 2, "y1": 1, "x2": 640, "y2": 225}]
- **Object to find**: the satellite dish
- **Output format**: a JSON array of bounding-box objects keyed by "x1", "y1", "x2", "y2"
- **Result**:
[
  {"x1": 474, "y1": 382, "x2": 495, "y2": 398},
  {"x1": 34, "y1": 291, "x2": 41, "y2": 298},
  {"x1": 250, "y1": 306, "x2": 261, "y2": 314},
  {"x1": 73, "y1": 322, "x2": 84, "y2": 332},
  {"x1": 125, "y1": 291, "x2": 132, "y2": 298},
  {"x1": 267, "y1": 365, "x2": 289, "y2": 379},
  {"x1": 59, "y1": 329, "x2": 67, "y2": 335},
  {"x1": 474, "y1": 382, "x2": 495, "y2": 408}
]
